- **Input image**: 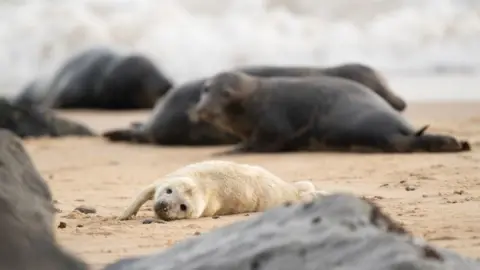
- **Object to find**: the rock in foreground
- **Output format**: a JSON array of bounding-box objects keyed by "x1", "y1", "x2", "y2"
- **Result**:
[
  {"x1": 0, "y1": 98, "x2": 94, "y2": 138},
  {"x1": 104, "y1": 194, "x2": 479, "y2": 270},
  {"x1": 0, "y1": 129, "x2": 87, "y2": 270}
]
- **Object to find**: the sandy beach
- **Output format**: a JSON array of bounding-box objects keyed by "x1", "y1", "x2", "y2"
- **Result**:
[{"x1": 21, "y1": 101, "x2": 480, "y2": 269}]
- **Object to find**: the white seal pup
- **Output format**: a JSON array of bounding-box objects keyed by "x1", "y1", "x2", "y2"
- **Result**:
[{"x1": 117, "y1": 160, "x2": 328, "y2": 221}]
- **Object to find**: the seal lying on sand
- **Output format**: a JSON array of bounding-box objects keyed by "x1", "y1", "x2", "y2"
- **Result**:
[
  {"x1": 239, "y1": 63, "x2": 406, "y2": 111},
  {"x1": 117, "y1": 160, "x2": 328, "y2": 221},
  {"x1": 0, "y1": 98, "x2": 94, "y2": 138},
  {"x1": 13, "y1": 46, "x2": 173, "y2": 110},
  {"x1": 191, "y1": 71, "x2": 471, "y2": 154},
  {"x1": 103, "y1": 63, "x2": 405, "y2": 146},
  {"x1": 103, "y1": 79, "x2": 240, "y2": 145}
]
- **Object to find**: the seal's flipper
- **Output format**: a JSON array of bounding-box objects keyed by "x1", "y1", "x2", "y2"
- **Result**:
[
  {"x1": 102, "y1": 129, "x2": 150, "y2": 143},
  {"x1": 389, "y1": 134, "x2": 471, "y2": 153},
  {"x1": 118, "y1": 183, "x2": 157, "y2": 220},
  {"x1": 414, "y1": 125, "x2": 429, "y2": 136}
]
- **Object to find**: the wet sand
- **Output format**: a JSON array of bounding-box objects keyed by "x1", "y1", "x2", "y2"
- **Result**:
[{"x1": 21, "y1": 101, "x2": 480, "y2": 269}]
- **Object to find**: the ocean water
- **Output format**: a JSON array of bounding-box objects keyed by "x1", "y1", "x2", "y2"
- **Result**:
[{"x1": 0, "y1": 0, "x2": 479, "y2": 100}]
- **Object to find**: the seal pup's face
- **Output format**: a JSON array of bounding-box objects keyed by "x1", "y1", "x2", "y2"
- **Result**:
[
  {"x1": 191, "y1": 72, "x2": 256, "y2": 133},
  {"x1": 152, "y1": 178, "x2": 197, "y2": 221}
]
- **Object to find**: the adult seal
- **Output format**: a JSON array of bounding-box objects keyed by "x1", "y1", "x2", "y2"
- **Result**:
[
  {"x1": 15, "y1": 46, "x2": 173, "y2": 110},
  {"x1": 103, "y1": 79, "x2": 239, "y2": 145},
  {"x1": 103, "y1": 63, "x2": 405, "y2": 145},
  {"x1": 238, "y1": 63, "x2": 406, "y2": 111},
  {"x1": 191, "y1": 71, "x2": 471, "y2": 154}
]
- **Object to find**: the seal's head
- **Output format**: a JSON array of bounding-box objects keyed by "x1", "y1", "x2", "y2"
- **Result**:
[
  {"x1": 152, "y1": 177, "x2": 203, "y2": 221},
  {"x1": 190, "y1": 71, "x2": 257, "y2": 132}
]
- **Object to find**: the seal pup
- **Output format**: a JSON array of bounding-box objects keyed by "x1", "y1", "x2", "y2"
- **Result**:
[
  {"x1": 117, "y1": 160, "x2": 327, "y2": 221},
  {"x1": 238, "y1": 63, "x2": 407, "y2": 111},
  {"x1": 191, "y1": 71, "x2": 471, "y2": 154}
]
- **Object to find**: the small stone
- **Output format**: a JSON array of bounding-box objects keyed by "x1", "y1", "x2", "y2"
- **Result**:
[
  {"x1": 75, "y1": 199, "x2": 85, "y2": 202},
  {"x1": 400, "y1": 180, "x2": 406, "y2": 184},
  {"x1": 54, "y1": 207, "x2": 62, "y2": 213},
  {"x1": 194, "y1": 231, "x2": 201, "y2": 236},
  {"x1": 244, "y1": 214, "x2": 250, "y2": 216},
  {"x1": 76, "y1": 224, "x2": 84, "y2": 228},
  {"x1": 53, "y1": 199, "x2": 59, "y2": 204},
  {"x1": 212, "y1": 216, "x2": 220, "y2": 219},
  {"x1": 405, "y1": 186, "x2": 416, "y2": 191},
  {"x1": 422, "y1": 194, "x2": 428, "y2": 198},
  {"x1": 57, "y1": 221, "x2": 67, "y2": 229},
  {"x1": 74, "y1": 205, "x2": 97, "y2": 214},
  {"x1": 454, "y1": 190, "x2": 464, "y2": 195}
]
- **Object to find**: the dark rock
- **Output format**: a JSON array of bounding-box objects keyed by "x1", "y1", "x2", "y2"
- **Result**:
[
  {"x1": 0, "y1": 98, "x2": 95, "y2": 138},
  {"x1": 0, "y1": 129, "x2": 87, "y2": 269},
  {"x1": 406, "y1": 186, "x2": 416, "y2": 191},
  {"x1": 57, "y1": 222, "x2": 67, "y2": 229},
  {"x1": 74, "y1": 205, "x2": 97, "y2": 214},
  {"x1": 103, "y1": 193, "x2": 480, "y2": 270}
]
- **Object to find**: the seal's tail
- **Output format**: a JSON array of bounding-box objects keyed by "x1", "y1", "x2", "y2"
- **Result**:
[
  {"x1": 391, "y1": 133, "x2": 471, "y2": 153},
  {"x1": 102, "y1": 129, "x2": 150, "y2": 143}
]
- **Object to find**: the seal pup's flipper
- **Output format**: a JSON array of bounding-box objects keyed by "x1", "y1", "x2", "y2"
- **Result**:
[{"x1": 118, "y1": 183, "x2": 157, "y2": 220}]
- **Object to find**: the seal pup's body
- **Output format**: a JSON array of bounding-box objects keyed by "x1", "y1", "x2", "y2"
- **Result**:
[{"x1": 118, "y1": 160, "x2": 326, "y2": 221}]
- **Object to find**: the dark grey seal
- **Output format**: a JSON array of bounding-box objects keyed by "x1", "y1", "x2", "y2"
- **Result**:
[
  {"x1": 102, "y1": 63, "x2": 406, "y2": 146},
  {"x1": 0, "y1": 98, "x2": 94, "y2": 138},
  {"x1": 13, "y1": 46, "x2": 173, "y2": 110},
  {"x1": 239, "y1": 63, "x2": 406, "y2": 111},
  {"x1": 191, "y1": 71, "x2": 470, "y2": 154}
]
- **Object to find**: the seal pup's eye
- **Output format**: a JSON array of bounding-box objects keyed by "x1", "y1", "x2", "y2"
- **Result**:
[
  {"x1": 165, "y1": 188, "x2": 173, "y2": 194},
  {"x1": 180, "y1": 204, "x2": 187, "y2": 211}
]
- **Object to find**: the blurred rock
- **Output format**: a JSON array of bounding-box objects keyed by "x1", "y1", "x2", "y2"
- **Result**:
[
  {"x1": 0, "y1": 129, "x2": 87, "y2": 270},
  {"x1": 104, "y1": 193, "x2": 480, "y2": 270}
]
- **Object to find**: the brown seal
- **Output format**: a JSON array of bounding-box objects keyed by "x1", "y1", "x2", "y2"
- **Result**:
[{"x1": 191, "y1": 71, "x2": 470, "y2": 154}]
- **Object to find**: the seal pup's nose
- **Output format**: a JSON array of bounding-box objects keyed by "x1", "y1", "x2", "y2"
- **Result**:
[{"x1": 154, "y1": 201, "x2": 169, "y2": 214}]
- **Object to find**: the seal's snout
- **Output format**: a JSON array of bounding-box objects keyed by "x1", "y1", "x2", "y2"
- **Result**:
[{"x1": 154, "y1": 201, "x2": 169, "y2": 214}]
